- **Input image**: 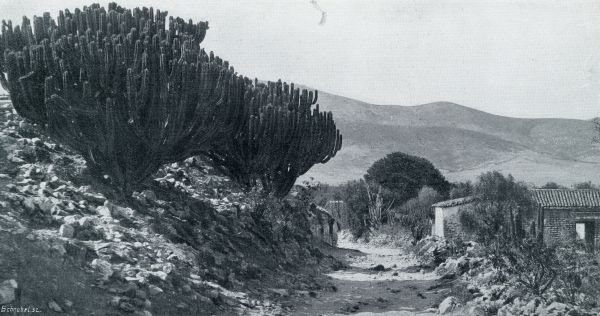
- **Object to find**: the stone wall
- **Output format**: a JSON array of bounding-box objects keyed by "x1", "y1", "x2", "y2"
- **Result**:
[{"x1": 543, "y1": 208, "x2": 600, "y2": 248}]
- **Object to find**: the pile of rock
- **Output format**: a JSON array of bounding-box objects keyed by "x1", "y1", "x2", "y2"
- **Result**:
[{"x1": 0, "y1": 105, "x2": 339, "y2": 315}]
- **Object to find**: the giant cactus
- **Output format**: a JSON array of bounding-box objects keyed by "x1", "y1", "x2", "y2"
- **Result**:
[
  {"x1": 205, "y1": 80, "x2": 342, "y2": 197},
  {"x1": 0, "y1": 3, "x2": 245, "y2": 192},
  {"x1": 0, "y1": 3, "x2": 342, "y2": 196}
]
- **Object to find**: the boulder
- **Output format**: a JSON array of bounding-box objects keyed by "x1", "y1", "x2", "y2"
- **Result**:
[
  {"x1": 439, "y1": 296, "x2": 458, "y2": 314},
  {"x1": 0, "y1": 279, "x2": 18, "y2": 304},
  {"x1": 59, "y1": 224, "x2": 75, "y2": 238}
]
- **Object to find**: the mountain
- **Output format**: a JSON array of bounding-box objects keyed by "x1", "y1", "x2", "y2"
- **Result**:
[{"x1": 303, "y1": 91, "x2": 600, "y2": 186}]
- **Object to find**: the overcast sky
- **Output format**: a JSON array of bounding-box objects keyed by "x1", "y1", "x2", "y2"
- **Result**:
[{"x1": 1, "y1": 0, "x2": 599, "y2": 119}]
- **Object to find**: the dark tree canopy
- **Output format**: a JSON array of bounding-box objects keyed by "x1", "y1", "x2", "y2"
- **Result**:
[
  {"x1": 449, "y1": 181, "x2": 474, "y2": 199},
  {"x1": 365, "y1": 152, "x2": 450, "y2": 205},
  {"x1": 0, "y1": 3, "x2": 342, "y2": 195}
]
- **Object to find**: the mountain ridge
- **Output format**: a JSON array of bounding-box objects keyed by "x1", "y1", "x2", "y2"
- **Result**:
[{"x1": 303, "y1": 90, "x2": 600, "y2": 186}]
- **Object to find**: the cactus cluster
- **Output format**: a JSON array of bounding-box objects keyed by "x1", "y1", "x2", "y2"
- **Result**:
[
  {"x1": 205, "y1": 80, "x2": 342, "y2": 196},
  {"x1": 0, "y1": 3, "x2": 341, "y2": 196}
]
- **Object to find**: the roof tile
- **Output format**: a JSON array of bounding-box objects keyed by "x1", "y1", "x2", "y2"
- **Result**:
[{"x1": 531, "y1": 189, "x2": 600, "y2": 208}]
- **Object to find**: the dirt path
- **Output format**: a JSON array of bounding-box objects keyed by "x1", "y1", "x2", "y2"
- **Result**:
[{"x1": 284, "y1": 239, "x2": 451, "y2": 315}]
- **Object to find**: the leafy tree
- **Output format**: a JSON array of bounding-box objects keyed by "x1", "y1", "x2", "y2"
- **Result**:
[
  {"x1": 365, "y1": 152, "x2": 450, "y2": 206},
  {"x1": 459, "y1": 171, "x2": 534, "y2": 244},
  {"x1": 573, "y1": 181, "x2": 597, "y2": 190},
  {"x1": 396, "y1": 186, "x2": 443, "y2": 243},
  {"x1": 449, "y1": 181, "x2": 473, "y2": 199},
  {"x1": 540, "y1": 182, "x2": 564, "y2": 189}
]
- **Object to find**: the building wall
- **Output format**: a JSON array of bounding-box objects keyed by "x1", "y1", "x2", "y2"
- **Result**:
[
  {"x1": 543, "y1": 208, "x2": 576, "y2": 245},
  {"x1": 433, "y1": 204, "x2": 474, "y2": 241},
  {"x1": 310, "y1": 207, "x2": 339, "y2": 246},
  {"x1": 433, "y1": 207, "x2": 444, "y2": 237},
  {"x1": 543, "y1": 208, "x2": 600, "y2": 248}
]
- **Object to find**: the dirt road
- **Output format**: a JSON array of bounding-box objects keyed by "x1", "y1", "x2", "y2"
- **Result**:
[{"x1": 285, "y1": 238, "x2": 450, "y2": 315}]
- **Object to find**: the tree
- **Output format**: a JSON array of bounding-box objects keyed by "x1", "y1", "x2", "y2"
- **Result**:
[
  {"x1": 573, "y1": 181, "x2": 597, "y2": 190},
  {"x1": 459, "y1": 171, "x2": 534, "y2": 244},
  {"x1": 365, "y1": 152, "x2": 450, "y2": 206},
  {"x1": 341, "y1": 180, "x2": 370, "y2": 238},
  {"x1": 449, "y1": 181, "x2": 473, "y2": 199},
  {"x1": 540, "y1": 182, "x2": 564, "y2": 189},
  {"x1": 0, "y1": 3, "x2": 342, "y2": 196},
  {"x1": 396, "y1": 186, "x2": 443, "y2": 243}
]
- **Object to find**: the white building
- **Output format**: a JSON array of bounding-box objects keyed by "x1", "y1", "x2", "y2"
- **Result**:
[{"x1": 431, "y1": 196, "x2": 476, "y2": 239}]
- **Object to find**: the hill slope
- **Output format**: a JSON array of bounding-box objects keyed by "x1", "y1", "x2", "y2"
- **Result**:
[{"x1": 303, "y1": 91, "x2": 600, "y2": 186}]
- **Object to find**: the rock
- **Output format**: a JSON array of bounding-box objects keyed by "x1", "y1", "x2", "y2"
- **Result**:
[
  {"x1": 63, "y1": 299, "x2": 73, "y2": 308},
  {"x1": 91, "y1": 259, "x2": 113, "y2": 280},
  {"x1": 147, "y1": 285, "x2": 163, "y2": 296},
  {"x1": 439, "y1": 296, "x2": 458, "y2": 314},
  {"x1": 547, "y1": 302, "x2": 568, "y2": 313},
  {"x1": 151, "y1": 271, "x2": 168, "y2": 281},
  {"x1": 96, "y1": 205, "x2": 112, "y2": 217},
  {"x1": 37, "y1": 198, "x2": 55, "y2": 214},
  {"x1": 370, "y1": 264, "x2": 385, "y2": 271},
  {"x1": 78, "y1": 216, "x2": 95, "y2": 228},
  {"x1": 176, "y1": 302, "x2": 188, "y2": 309},
  {"x1": 48, "y1": 300, "x2": 63, "y2": 313},
  {"x1": 22, "y1": 197, "x2": 37, "y2": 212},
  {"x1": 270, "y1": 288, "x2": 289, "y2": 297},
  {"x1": 0, "y1": 279, "x2": 18, "y2": 304},
  {"x1": 119, "y1": 301, "x2": 136, "y2": 313},
  {"x1": 59, "y1": 224, "x2": 74, "y2": 238},
  {"x1": 141, "y1": 190, "x2": 157, "y2": 202},
  {"x1": 82, "y1": 192, "x2": 107, "y2": 205}
]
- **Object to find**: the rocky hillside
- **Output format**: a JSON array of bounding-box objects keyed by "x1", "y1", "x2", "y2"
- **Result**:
[
  {"x1": 303, "y1": 91, "x2": 600, "y2": 185},
  {"x1": 0, "y1": 101, "x2": 341, "y2": 315}
]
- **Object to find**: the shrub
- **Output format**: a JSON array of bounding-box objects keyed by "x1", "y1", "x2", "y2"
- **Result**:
[
  {"x1": 459, "y1": 172, "x2": 534, "y2": 244},
  {"x1": 553, "y1": 241, "x2": 600, "y2": 308},
  {"x1": 396, "y1": 186, "x2": 443, "y2": 244},
  {"x1": 341, "y1": 180, "x2": 370, "y2": 239},
  {"x1": 492, "y1": 238, "x2": 558, "y2": 296},
  {"x1": 0, "y1": 3, "x2": 341, "y2": 196}
]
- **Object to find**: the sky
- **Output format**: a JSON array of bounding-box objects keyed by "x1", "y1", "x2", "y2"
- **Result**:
[{"x1": 1, "y1": 0, "x2": 599, "y2": 119}]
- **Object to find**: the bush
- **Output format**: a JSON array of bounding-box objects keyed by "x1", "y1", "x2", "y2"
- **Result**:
[
  {"x1": 341, "y1": 180, "x2": 370, "y2": 239},
  {"x1": 553, "y1": 241, "x2": 600, "y2": 308},
  {"x1": 459, "y1": 172, "x2": 534, "y2": 244},
  {"x1": 492, "y1": 238, "x2": 558, "y2": 296},
  {"x1": 396, "y1": 186, "x2": 443, "y2": 244},
  {"x1": 0, "y1": 3, "x2": 341, "y2": 196}
]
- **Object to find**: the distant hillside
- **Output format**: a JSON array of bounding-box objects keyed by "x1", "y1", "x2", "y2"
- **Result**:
[{"x1": 303, "y1": 91, "x2": 600, "y2": 186}]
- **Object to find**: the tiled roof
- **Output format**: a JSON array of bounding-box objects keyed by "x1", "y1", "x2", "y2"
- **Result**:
[
  {"x1": 432, "y1": 196, "x2": 476, "y2": 208},
  {"x1": 531, "y1": 189, "x2": 600, "y2": 208}
]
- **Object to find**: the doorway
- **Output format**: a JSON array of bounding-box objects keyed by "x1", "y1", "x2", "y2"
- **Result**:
[{"x1": 576, "y1": 222, "x2": 595, "y2": 251}]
